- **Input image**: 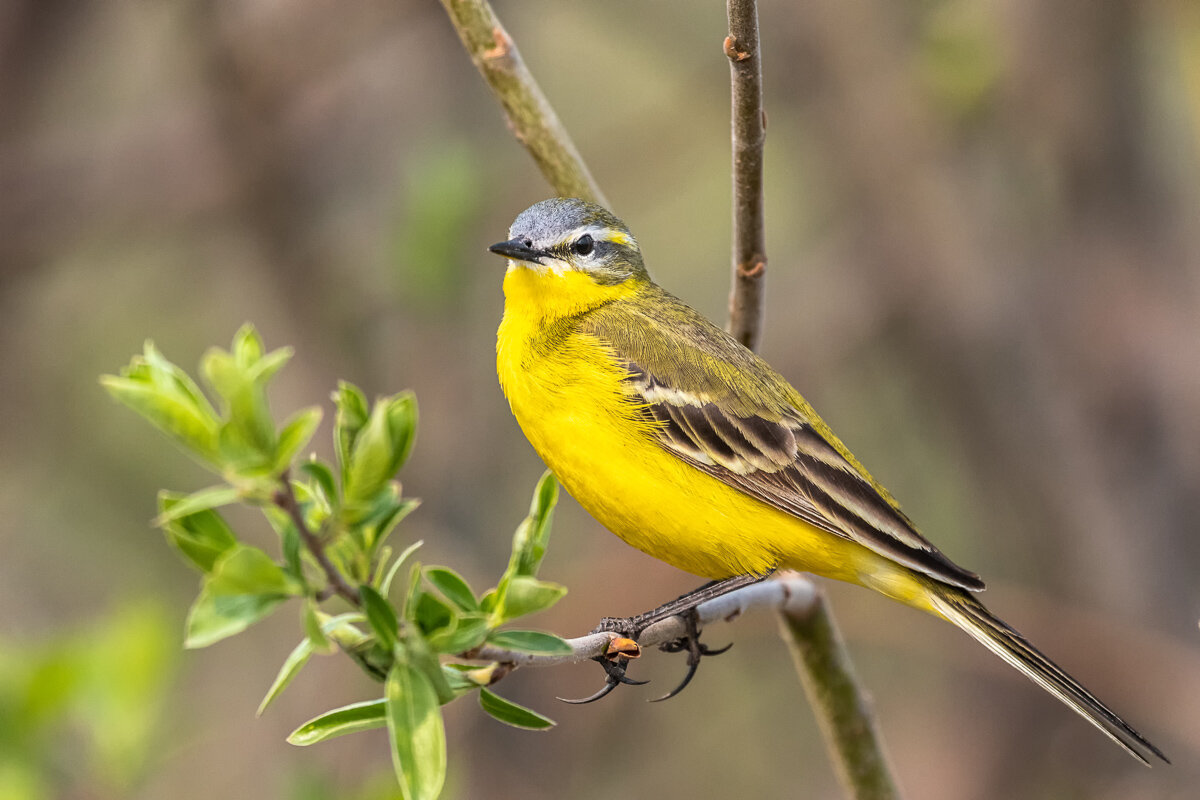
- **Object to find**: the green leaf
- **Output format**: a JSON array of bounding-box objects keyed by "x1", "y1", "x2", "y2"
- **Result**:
[
  {"x1": 302, "y1": 599, "x2": 333, "y2": 653},
  {"x1": 207, "y1": 545, "x2": 303, "y2": 597},
  {"x1": 412, "y1": 592, "x2": 453, "y2": 636},
  {"x1": 300, "y1": 460, "x2": 338, "y2": 509},
  {"x1": 274, "y1": 406, "x2": 323, "y2": 471},
  {"x1": 257, "y1": 637, "x2": 314, "y2": 716},
  {"x1": 343, "y1": 393, "x2": 417, "y2": 516},
  {"x1": 490, "y1": 576, "x2": 566, "y2": 624},
  {"x1": 201, "y1": 326, "x2": 291, "y2": 471},
  {"x1": 157, "y1": 491, "x2": 237, "y2": 573},
  {"x1": 426, "y1": 614, "x2": 489, "y2": 655},
  {"x1": 380, "y1": 540, "x2": 424, "y2": 597},
  {"x1": 509, "y1": 472, "x2": 558, "y2": 579},
  {"x1": 386, "y1": 659, "x2": 446, "y2": 800},
  {"x1": 485, "y1": 630, "x2": 572, "y2": 656},
  {"x1": 287, "y1": 699, "x2": 387, "y2": 746},
  {"x1": 333, "y1": 381, "x2": 370, "y2": 485},
  {"x1": 425, "y1": 567, "x2": 478, "y2": 612},
  {"x1": 101, "y1": 341, "x2": 222, "y2": 465},
  {"x1": 360, "y1": 585, "x2": 399, "y2": 651},
  {"x1": 478, "y1": 688, "x2": 555, "y2": 730},
  {"x1": 182, "y1": 545, "x2": 302, "y2": 648},
  {"x1": 155, "y1": 485, "x2": 240, "y2": 526},
  {"x1": 184, "y1": 588, "x2": 288, "y2": 649}
]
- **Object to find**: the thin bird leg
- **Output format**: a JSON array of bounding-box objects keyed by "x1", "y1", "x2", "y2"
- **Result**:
[
  {"x1": 563, "y1": 572, "x2": 771, "y2": 704},
  {"x1": 596, "y1": 571, "x2": 771, "y2": 635}
]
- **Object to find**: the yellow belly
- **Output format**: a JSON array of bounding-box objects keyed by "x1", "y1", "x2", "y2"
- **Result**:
[{"x1": 499, "y1": 317, "x2": 871, "y2": 583}]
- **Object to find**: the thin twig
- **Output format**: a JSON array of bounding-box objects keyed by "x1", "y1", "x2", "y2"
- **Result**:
[
  {"x1": 723, "y1": 4, "x2": 902, "y2": 798},
  {"x1": 438, "y1": 0, "x2": 607, "y2": 206},
  {"x1": 274, "y1": 470, "x2": 361, "y2": 606},
  {"x1": 464, "y1": 575, "x2": 817, "y2": 669},
  {"x1": 725, "y1": 0, "x2": 769, "y2": 350},
  {"x1": 780, "y1": 593, "x2": 903, "y2": 800}
]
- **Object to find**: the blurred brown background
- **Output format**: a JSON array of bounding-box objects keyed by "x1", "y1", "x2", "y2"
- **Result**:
[{"x1": 1, "y1": 1, "x2": 1198, "y2": 798}]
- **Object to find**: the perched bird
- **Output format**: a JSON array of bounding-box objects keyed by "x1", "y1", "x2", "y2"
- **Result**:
[{"x1": 489, "y1": 197, "x2": 1165, "y2": 764}]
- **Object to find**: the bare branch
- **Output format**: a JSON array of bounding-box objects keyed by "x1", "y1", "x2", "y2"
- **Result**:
[
  {"x1": 463, "y1": 574, "x2": 817, "y2": 669},
  {"x1": 780, "y1": 593, "x2": 903, "y2": 800},
  {"x1": 274, "y1": 471, "x2": 361, "y2": 606},
  {"x1": 438, "y1": 0, "x2": 607, "y2": 205},
  {"x1": 725, "y1": 0, "x2": 769, "y2": 350}
]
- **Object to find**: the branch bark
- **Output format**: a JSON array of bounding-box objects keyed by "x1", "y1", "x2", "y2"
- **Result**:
[
  {"x1": 439, "y1": 0, "x2": 607, "y2": 206},
  {"x1": 275, "y1": 471, "x2": 362, "y2": 607},
  {"x1": 725, "y1": 0, "x2": 769, "y2": 350},
  {"x1": 780, "y1": 592, "x2": 903, "y2": 800},
  {"x1": 723, "y1": 3, "x2": 902, "y2": 798}
]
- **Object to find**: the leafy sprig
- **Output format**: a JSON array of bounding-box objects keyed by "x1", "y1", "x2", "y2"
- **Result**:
[{"x1": 103, "y1": 325, "x2": 568, "y2": 800}]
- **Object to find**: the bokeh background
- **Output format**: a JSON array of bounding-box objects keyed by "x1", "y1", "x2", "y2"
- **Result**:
[{"x1": 2, "y1": 1, "x2": 1199, "y2": 798}]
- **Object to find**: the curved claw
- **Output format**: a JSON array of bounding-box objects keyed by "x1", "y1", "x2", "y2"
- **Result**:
[
  {"x1": 557, "y1": 656, "x2": 647, "y2": 704},
  {"x1": 699, "y1": 641, "x2": 733, "y2": 657},
  {"x1": 649, "y1": 656, "x2": 700, "y2": 703},
  {"x1": 558, "y1": 678, "x2": 621, "y2": 705}
]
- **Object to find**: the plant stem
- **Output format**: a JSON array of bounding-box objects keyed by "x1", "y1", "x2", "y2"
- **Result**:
[
  {"x1": 275, "y1": 470, "x2": 361, "y2": 606},
  {"x1": 723, "y1": 3, "x2": 902, "y2": 797},
  {"x1": 780, "y1": 593, "x2": 903, "y2": 800},
  {"x1": 726, "y1": 0, "x2": 769, "y2": 350},
  {"x1": 438, "y1": 0, "x2": 607, "y2": 205}
]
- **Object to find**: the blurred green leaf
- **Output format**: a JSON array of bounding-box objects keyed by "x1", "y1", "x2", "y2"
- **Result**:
[
  {"x1": 303, "y1": 600, "x2": 333, "y2": 653},
  {"x1": 385, "y1": 659, "x2": 446, "y2": 800},
  {"x1": 287, "y1": 699, "x2": 387, "y2": 746},
  {"x1": 300, "y1": 460, "x2": 338, "y2": 511},
  {"x1": 343, "y1": 393, "x2": 417, "y2": 518},
  {"x1": 360, "y1": 585, "x2": 399, "y2": 652},
  {"x1": 184, "y1": 545, "x2": 301, "y2": 648},
  {"x1": 426, "y1": 614, "x2": 489, "y2": 655},
  {"x1": 207, "y1": 545, "x2": 303, "y2": 597},
  {"x1": 258, "y1": 638, "x2": 314, "y2": 717},
  {"x1": 333, "y1": 381, "x2": 370, "y2": 486},
  {"x1": 509, "y1": 472, "x2": 557, "y2": 579},
  {"x1": 478, "y1": 688, "x2": 555, "y2": 730},
  {"x1": 201, "y1": 326, "x2": 291, "y2": 471},
  {"x1": 490, "y1": 576, "x2": 566, "y2": 624},
  {"x1": 485, "y1": 630, "x2": 571, "y2": 656},
  {"x1": 101, "y1": 341, "x2": 222, "y2": 465},
  {"x1": 424, "y1": 567, "x2": 477, "y2": 612},
  {"x1": 155, "y1": 485, "x2": 240, "y2": 526},
  {"x1": 275, "y1": 406, "x2": 323, "y2": 471},
  {"x1": 185, "y1": 589, "x2": 288, "y2": 649},
  {"x1": 380, "y1": 540, "x2": 424, "y2": 597},
  {"x1": 157, "y1": 492, "x2": 237, "y2": 573},
  {"x1": 412, "y1": 592, "x2": 453, "y2": 636}
]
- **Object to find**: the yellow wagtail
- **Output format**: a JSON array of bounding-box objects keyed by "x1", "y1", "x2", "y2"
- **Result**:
[{"x1": 488, "y1": 197, "x2": 1165, "y2": 764}]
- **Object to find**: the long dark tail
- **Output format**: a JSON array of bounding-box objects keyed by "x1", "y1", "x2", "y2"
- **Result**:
[{"x1": 927, "y1": 586, "x2": 1168, "y2": 765}]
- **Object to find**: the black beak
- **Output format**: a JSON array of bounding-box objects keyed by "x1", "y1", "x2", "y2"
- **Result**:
[{"x1": 488, "y1": 238, "x2": 544, "y2": 264}]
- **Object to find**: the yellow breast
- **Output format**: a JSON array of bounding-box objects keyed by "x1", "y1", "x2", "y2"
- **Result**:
[{"x1": 496, "y1": 265, "x2": 892, "y2": 583}]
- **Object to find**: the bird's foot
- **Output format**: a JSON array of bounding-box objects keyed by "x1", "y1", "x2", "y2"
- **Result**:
[{"x1": 557, "y1": 573, "x2": 769, "y2": 704}]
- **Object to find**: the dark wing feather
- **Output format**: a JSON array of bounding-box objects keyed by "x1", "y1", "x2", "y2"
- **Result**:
[{"x1": 625, "y1": 362, "x2": 984, "y2": 592}]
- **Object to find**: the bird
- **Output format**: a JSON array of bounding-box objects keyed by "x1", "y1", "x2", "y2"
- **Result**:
[{"x1": 488, "y1": 196, "x2": 1166, "y2": 764}]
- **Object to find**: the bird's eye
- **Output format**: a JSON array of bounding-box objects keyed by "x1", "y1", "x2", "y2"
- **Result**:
[{"x1": 572, "y1": 234, "x2": 594, "y2": 256}]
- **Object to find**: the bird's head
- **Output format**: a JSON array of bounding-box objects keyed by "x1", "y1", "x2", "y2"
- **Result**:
[{"x1": 489, "y1": 198, "x2": 649, "y2": 285}]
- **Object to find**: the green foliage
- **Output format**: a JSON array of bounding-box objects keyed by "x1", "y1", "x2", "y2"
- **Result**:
[
  {"x1": 0, "y1": 603, "x2": 176, "y2": 798},
  {"x1": 103, "y1": 326, "x2": 571, "y2": 799}
]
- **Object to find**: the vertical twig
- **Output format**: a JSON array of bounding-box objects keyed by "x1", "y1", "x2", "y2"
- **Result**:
[
  {"x1": 724, "y1": 3, "x2": 903, "y2": 798},
  {"x1": 439, "y1": 0, "x2": 607, "y2": 206},
  {"x1": 725, "y1": 0, "x2": 768, "y2": 350},
  {"x1": 780, "y1": 593, "x2": 903, "y2": 800}
]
